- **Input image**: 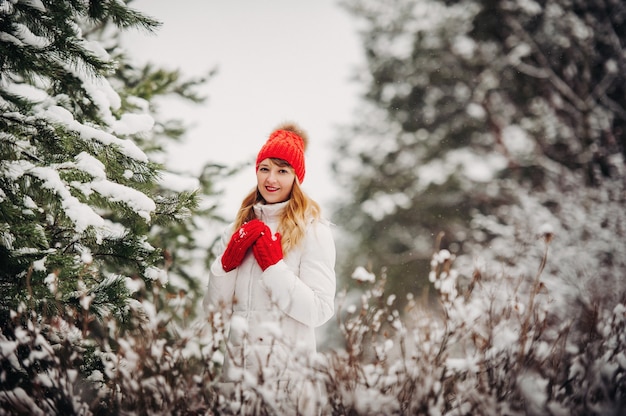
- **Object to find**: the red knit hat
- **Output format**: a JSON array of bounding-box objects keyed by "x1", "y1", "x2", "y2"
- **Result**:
[{"x1": 256, "y1": 122, "x2": 308, "y2": 183}]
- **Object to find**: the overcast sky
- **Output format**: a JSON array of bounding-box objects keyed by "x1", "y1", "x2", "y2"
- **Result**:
[{"x1": 122, "y1": 0, "x2": 363, "y2": 217}]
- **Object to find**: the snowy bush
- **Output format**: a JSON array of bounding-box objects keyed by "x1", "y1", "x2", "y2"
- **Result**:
[{"x1": 319, "y1": 234, "x2": 625, "y2": 415}]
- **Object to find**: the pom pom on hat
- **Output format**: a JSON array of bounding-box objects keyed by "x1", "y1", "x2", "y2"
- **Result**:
[{"x1": 256, "y1": 122, "x2": 308, "y2": 183}]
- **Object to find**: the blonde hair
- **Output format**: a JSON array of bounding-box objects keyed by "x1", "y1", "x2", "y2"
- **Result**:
[{"x1": 233, "y1": 158, "x2": 321, "y2": 254}]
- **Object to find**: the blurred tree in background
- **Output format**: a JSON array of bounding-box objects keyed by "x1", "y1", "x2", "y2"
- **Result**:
[{"x1": 332, "y1": 0, "x2": 626, "y2": 302}]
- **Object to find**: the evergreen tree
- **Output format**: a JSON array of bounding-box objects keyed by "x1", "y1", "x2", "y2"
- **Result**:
[
  {"x1": 0, "y1": 1, "x2": 225, "y2": 411},
  {"x1": 332, "y1": 0, "x2": 626, "y2": 301},
  {"x1": 0, "y1": 0, "x2": 164, "y2": 320}
]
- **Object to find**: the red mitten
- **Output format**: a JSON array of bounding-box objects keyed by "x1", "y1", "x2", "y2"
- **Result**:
[
  {"x1": 221, "y1": 219, "x2": 267, "y2": 272},
  {"x1": 252, "y1": 231, "x2": 284, "y2": 271}
]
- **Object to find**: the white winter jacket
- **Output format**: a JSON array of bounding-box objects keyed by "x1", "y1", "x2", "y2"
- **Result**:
[{"x1": 204, "y1": 201, "x2": 336, "y2": 381}]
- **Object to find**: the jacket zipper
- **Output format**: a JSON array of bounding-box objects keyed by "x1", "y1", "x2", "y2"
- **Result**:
[{"x1": 242, "y1": 206, "x2": 262, "y2": 370}]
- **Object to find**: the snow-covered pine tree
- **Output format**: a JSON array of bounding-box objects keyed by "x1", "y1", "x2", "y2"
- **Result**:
[
  {"x1": 0, "y1": 0, "x2": 167, "y2": 320},
  {"x1": 0, "y1": 2, "x2": 224, "y2": 412}
]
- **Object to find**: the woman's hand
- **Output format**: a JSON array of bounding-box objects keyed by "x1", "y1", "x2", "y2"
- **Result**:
[
  {"x1": 221, "y1": 219, "x2": 266, "y2": 272},
  {"x1": 253, "y1": 230, "x2": 284, "y2": 271}
]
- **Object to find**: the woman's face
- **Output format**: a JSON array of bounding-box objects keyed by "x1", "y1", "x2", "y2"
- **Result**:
[{"x1": 256, "y1": 158, "x2": 295, "y2": 204}]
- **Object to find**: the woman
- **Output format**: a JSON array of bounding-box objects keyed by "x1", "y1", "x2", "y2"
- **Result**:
[{"x1": 204, "y1": 122, "x2": 336, "y2": 412}]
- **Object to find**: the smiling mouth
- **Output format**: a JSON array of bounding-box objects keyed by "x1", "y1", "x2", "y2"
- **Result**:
[{"x1": 265, "y1": 186, "x2": 279, "y2": 192}]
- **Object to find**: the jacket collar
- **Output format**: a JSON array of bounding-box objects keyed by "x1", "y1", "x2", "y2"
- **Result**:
[{"x1": 253, "y1": 200, "x2": 288, "y2": 223}]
